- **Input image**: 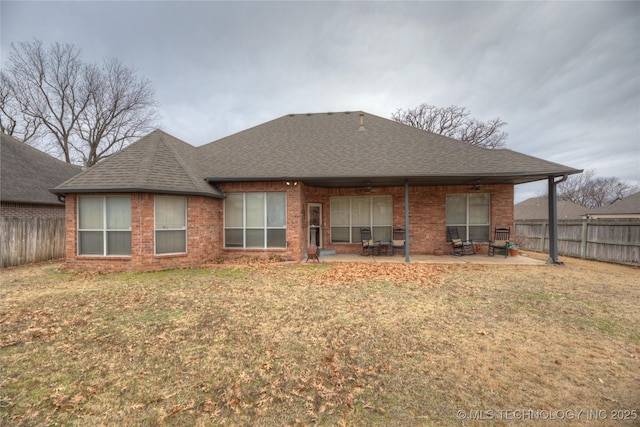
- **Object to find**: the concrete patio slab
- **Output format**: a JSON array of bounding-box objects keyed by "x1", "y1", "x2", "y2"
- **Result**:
[{"x1": 316, "y1": 252, "x2": 546, "y2": 265}]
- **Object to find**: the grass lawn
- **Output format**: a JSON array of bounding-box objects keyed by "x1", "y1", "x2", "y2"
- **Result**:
[{"x1": 1, "y1": 255, "x2": 638, "y2": 426}]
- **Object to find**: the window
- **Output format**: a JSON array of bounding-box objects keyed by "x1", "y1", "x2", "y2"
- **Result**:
[
  {"x1": 224, "y1": 192, "x2": 287, "y2": 248},
  {"x1": 446, "y1": 194, "x2": 490, "y2": 242},
  {"x1": 155, "y1": 196, "x2": 187, "y2": 254},
  {"x1": 330, "y1": 195, "x2": 392, "y2": 243},
  {"x1": 78, "y1": 196, "x2": 131, "y2": 256}
]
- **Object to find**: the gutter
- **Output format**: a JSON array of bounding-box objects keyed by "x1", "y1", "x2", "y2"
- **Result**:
[{"x1": 48, "y1": 187, "x2": 224, "y2": 199}]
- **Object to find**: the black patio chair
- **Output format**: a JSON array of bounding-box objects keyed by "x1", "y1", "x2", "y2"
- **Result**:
[
  {"x1": 446, "y1": 226, "x2": 475, "y2": 256},
  {"x1": 488, "y1": 227, "x2": 510, "y2": 258},
  {"x1": 360, "y1": 227, "x2": 381, "y2": 256},
  {"x1": 389, "y1": 227, "x2": 406, "y2": 256}
]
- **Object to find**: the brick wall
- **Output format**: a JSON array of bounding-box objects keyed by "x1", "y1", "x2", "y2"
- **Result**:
[
  {"x1": 302, "y1": 184, "x2": 513, "y2": 255},
  {"x1": 1, "y1": 202, "x2": 65, "y2": 218},
  {"x1": 62, "y1": 183, "x2": 514, "y2": 271},
  {"x1": 64, "y1": 193, "x2": 220, "y2": 272},
  {"x1": 217, "y1": 181, "x2": 304, "y2": 262}
]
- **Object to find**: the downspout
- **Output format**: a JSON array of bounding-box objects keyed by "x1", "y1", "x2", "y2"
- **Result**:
[
  {"x1": 405, "y1": 180, "x2": 410, "y2": 263},
  {"x1": 547, "y1": 174, "x2": 568, "y2": 265}
]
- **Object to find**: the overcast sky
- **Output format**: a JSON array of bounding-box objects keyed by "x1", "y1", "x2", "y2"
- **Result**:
[{"x1": 2, "y1": 1, "x2": 638, "y2": 202}]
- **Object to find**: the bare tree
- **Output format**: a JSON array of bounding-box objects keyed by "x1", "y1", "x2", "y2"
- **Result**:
[
  {"x1": 558, "y1": 169, "x2": 639, "y2": 209},
  {"x1": 76, "y1": 58, "x2": 158, "y2": 166},
  {"x1": 0, "y1": 70, "x2": 42, "y2": 143},
  {"x1": 1, "y1": 40, "x2": 159, "y2": 167},
  {"x1": 4, "y1": 41, "x2": 88, "y2": 162},
  {"x1": 392, "y1": 103, "x2": 508, "y2": 148}
]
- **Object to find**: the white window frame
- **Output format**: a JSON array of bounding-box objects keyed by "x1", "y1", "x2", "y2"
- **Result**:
[
  {"x1": 223, "y1": 192, "x2": 287, "y2": 249},
  {"x1": 154, "y1": 195, "x2": 187, "y2": 255},
  {"x1": 329, "y1": 195, "x2": 393, "y2": 243},
  {"x1": 445, "y1": 193, "x2": 491, "y2": 242},
  {"x1": 77, "y1": 195, "x2": 132, "y2": 256}
]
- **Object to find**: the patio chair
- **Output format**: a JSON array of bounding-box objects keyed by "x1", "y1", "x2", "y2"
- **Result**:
[
  {"x1": 360, "y1": 227, "x2": 381, "y2": 256},
  {"x1": 389, "y1": 227, "x2": 406, "y2": 256},
  {"x1": 488, "y1": 227, "x2": 510, "y2": 258},
  {"x1": 446, "y1": 226, "x2": 475, "y2": 256}
]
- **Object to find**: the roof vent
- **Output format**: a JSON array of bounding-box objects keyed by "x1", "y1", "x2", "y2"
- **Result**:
[{"x1": 359, "y1": 113, "x2": 366, "y2": 131}]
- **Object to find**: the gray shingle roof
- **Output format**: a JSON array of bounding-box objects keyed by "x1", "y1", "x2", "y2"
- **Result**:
[
  {"x1": 588, "y1": 191, "x2": 640, "y2": 215},
  {"x1": 1, "y1": 134, "x2": 81, "y2": 205},
  {"x1": 52, "y1": 111, "x2": 582, "y2": 195},
  {"x1": 198, "y1": 111, "x2": 581, "y2": 187},
  {"x1": 515, "y1": 197, "x2": 588, "y2": 220},
  {"x1": 52, "y1": 130, "x2": 223, "y2": 198}
]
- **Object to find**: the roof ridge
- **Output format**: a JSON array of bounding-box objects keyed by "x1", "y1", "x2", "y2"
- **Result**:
[
  {"x1": 159, "y1": 133, "x2": 205, "y2": 191},
  {"x1": 54, "y1": 129, "x2": 164, "y2": 188},
  {"x1": 136, "y1": 132, "x2": 160, "y2": 188}
]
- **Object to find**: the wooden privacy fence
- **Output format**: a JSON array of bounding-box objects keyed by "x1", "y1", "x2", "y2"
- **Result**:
[
  {"x1": 515, "y1": 219, "x2": 640, "y2": 266},
  {"x1": 0, "y1": 217, "x2": 66, "y2": 268}
]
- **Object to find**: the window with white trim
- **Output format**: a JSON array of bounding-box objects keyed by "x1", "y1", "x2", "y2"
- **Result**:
[
  {"x1": 330, "y1": 195, "x2": 392, "y2": 243},
  {"x1": 155, "y1": 196, "x2": 187, "y2": 254},
  {"x1": 224, "y1": 192, "x2": 287, "y2": 248},
  {"x1": 446, "y1": 193, "x2": 490, "y2": 242},
  {"x1": 78, "y1": 196, "x2": 131, "y2": 256}
]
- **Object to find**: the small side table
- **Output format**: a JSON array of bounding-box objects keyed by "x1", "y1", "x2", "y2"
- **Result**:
[{"x1": 379, "y1": 242, "x2": 390, "y2": 255}]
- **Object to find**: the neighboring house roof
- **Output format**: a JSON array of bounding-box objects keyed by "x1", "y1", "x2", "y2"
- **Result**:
[
  {"x1": 53, "y1": 130, "x2": 223, "y2": 198},
  {"x1": 515, "y1": 196, "x2": 587, "y2": 220},
  {"x1": 52, "y1": 111, "x2": 582, "y2": 196},
  {"x1": 586, "y1": 192, "x2": 640, "y2": 218},
  {"x1": 1, "y1": 133, "x2": 81, "y2": 205}
]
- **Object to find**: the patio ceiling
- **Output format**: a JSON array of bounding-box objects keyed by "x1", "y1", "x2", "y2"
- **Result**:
[
  {"x1": 300, "y1": 173, "x2": 570, "y2": 188},
  {"x1": 209, "y1": 171, "x2": 576, "y2": 189}
]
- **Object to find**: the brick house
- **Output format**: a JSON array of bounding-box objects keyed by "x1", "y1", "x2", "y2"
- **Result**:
[
  {"x1": 52, "y1": 111, "x2": 581, "y2": 272},
  {"x1": 1, "y1": 134, "x2": 82, "y2": 267},
  {"x1": 584, "y1": 191, "x2": 640, "y2": 219},
  {"x1": 515, "y1": 197, "x2": 587, "y2": 220},
  {"x1": 1, "y1": 133, "x2": 81, "y2": 218}
]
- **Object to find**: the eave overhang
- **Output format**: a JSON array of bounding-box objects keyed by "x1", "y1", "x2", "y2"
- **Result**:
[
  {"x1": 1, "y1": 198, "x2": 65, "y2": 206},
  {"x1": 49, "y1": 187, "x2": 224, "y2": 199},
  {"x1": 206, "y1": 170, "x2": 583, "y2": 189}
]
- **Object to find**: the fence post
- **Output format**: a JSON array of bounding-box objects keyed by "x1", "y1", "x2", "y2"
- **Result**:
[
  {"x1": 539, "y1": 222, "x2": 547, "y2": 252},
  {"x1": 580, "y1": 220, "x2": 588, "y2": 259}
]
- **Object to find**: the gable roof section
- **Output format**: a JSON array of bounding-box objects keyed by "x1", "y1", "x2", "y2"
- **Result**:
[
  {"x1": 515, "y1": 197, "x2": 588, "y2": 220},
  {"x1": 52, "y1": 130, "x2": 223, "y2": 198},
  {"x1": 1, "y1": 134, "x2": 81, "y2": 205},
  {"x1": 198, "y1": 111, "x2": 581, "y2": 187},
  {"x1": 588, "y1": 191, "x2": 640, "y2": 216}
]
